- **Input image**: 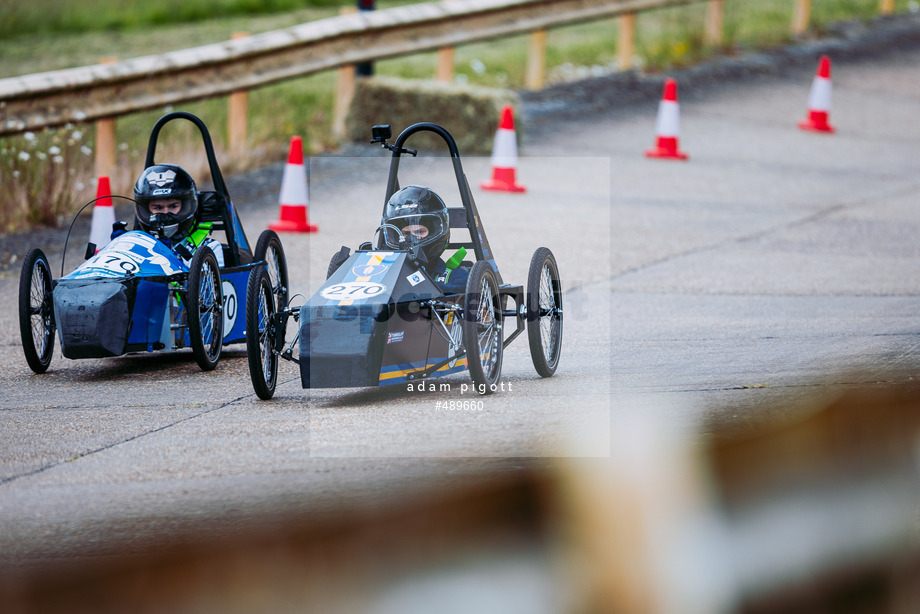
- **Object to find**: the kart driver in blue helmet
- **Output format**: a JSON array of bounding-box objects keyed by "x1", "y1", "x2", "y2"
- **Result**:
[
  {"x1": 383, "y1": 185, "x2": 468, "y2": 294},
  {"x1": 128, "y1": 163, "x2": 224, "y2": 267}
]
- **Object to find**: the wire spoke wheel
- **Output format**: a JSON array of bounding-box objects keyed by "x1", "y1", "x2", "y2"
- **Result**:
[
  {"x1": 18, "y1": 248, "x2": 55, "y2": 373},
  {"x1": 187, "y1": 246, "x2": 223, "y2": 371},
  {"x1": 526, "y1": 247, "x2": 563, "y2": 377},
  {"x1": 463, "y1": 260, "x2": 503, "y2": 394},
  {"x1": 246, "y1": 266, "x2": 278, "y2": 400},
  {"x1": 254, "y1": 230, "x2": 289, "y2": 313}
]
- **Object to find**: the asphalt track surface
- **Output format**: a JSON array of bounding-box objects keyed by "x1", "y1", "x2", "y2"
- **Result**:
[{"x1": 1, "y1": 38, "x2": 920, "y2": 600}]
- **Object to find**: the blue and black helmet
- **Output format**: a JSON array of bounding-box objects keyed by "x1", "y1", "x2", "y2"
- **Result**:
[
  {"x1": 134, "y1": 163, "x2": 198, "y2": 238},
  {"x1": 383, "y1": 185, "x2": 450, "y2": 263}
]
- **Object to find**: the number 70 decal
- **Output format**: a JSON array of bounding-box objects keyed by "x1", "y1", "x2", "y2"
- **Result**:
[
  {"x1": 320, "y1": 282, "x2": 386, "y2": 301},
  {"x1": 85, "y1": 251, "x2": 141, "y2": 274}
]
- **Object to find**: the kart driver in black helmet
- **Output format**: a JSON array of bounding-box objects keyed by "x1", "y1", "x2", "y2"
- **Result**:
[
  {"x1": 382, "y1": 185, "x2": 468, "y2": 294},
  {"x1": 127, "y1": 163, "x2": 224, "y2": 266}
]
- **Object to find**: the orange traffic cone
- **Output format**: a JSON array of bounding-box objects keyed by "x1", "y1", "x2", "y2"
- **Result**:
[
  {"x1": 645, "y1": 78, "x2": 688, "y2": 160},
  {"x1": 799, "y1": 55, "x2": 835, "y2": 133},
  {"x1": 89, "y1": 175, "x2": 115, "y2": 252},
  {"x1": 481, "y1": 105, "x2": 526, "y2": 193},
  {"x1": 269, "y1": 136, "x2": 318, "y2": 233}
]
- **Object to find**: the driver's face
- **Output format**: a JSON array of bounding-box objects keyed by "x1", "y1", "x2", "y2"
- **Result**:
[
  {"x1": 149, "y1": 198, "x2": 181, "y2": 215},
  {"x1": 401, "y1": 224, "x2": 429, "y2": 240}
]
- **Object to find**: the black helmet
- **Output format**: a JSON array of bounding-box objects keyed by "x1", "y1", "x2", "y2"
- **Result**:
[
  {"x1": 382, "y1": 185, "x2": 450, "y2": 263},
  {"x1": 134, "y1": 164, "x2": 198, "y2": 239}
]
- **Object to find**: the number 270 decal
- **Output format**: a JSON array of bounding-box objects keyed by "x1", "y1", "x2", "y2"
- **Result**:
[{"x1": 320, "y1": 282, "x2": 386, "y2": 300}]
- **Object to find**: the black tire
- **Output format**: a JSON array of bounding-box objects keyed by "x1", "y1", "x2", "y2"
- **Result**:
[
  {"x1": 254, "y1": 230, "x2": 289, "y2": 312},
  {"x1": 187, "y1": 246, "x2": 223, "y2": 371},
  {"x1": 246, "y1": 266, "x2": 278, "y2": 400},
  {"x1": 462, "y1": 260, "x2": 503, "y2": 394},
  {"x1": 18, "y1": 248, "x2": 55, "y2": 373},
  {"x1": 327, "y1": 247, "x2": 350, "y2": 279},
  {"x1": 526, "y1": 247, "x2": 563, "y2": 377}
]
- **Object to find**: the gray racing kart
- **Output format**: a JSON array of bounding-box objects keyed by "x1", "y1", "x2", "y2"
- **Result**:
[{"x1": 245, "y1": 122, "x2": 562, "y2": 398}]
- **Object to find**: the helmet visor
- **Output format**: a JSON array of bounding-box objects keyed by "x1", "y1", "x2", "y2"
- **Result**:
[
  {"x1": 136, "y1": 194, "x2": 195, "y2": 229},
  {"x1": 385, "y1": 214, "x2": 446, "y2": 249}
]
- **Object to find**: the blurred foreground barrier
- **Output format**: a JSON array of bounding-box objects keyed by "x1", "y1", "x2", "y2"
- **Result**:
[
  {"x1": 1, "y1": 471, "x2": 554, "y2": 613},
  {"x1": 3, "y1": 379, "x2": 920, "y2": 612},
  {"x1": 562, "y1": 383, "x2": 920, "y2": 613}
]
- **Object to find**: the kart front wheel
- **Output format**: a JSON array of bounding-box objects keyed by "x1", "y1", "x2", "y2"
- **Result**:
[
  {"x1": 327, "y1": 247, "x2": 350, "y2": 279},
  {"x1": 246, "y1": 266, "x2": 278, "y2": 400},
  {"x1": 526, "y1": 247, "x2": 563, "y2": 377},
  {"x1": 18, "y1": 248, "x2": 55, "y2": 373},
  {"x1": 463, "y1": 260, "x2": 503, "y2": 394},
  {"x1": 254, "y1": 229, "x2": 289, "y2": 313},
  {"x1": 187, "y1": 246, "x2": 223, "y2": 371}
]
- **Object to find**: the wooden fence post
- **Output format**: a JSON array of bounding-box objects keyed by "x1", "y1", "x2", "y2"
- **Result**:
[
  {"x1": 705, "y1": 0, "x2": 724, "y2": 47},
  {"x1": 436, "y1": 47, "x2": 455, "y2": 82},
  {"x1": 94, "y1": 57, "x2": 118, "y2": 180},
  {"x1": 333, "y1": 7, "x2": 359, "y2": 141},
  {"x1": 792, "y1": 0, "x2": 811, "y2": 35},
  {"x1": 526, "y1": 29, "x2": 547, "y2": 90},
  {"x1": 228, "y1": 32, "x2": 249, "y2": 157},
  {"x1": 333, "y1": 64, "x2": 356, "y2": 141},
  {"x1": 618, "y1": 13, "x2": 636, "y2": 71},
  {"x1": 437, "y1": 0, "x2": 461, "y2": 82}
]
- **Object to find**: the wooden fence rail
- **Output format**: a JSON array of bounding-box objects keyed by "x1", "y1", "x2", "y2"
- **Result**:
[
  {"x1": 0, "y1": 0, "x2": 905, "y2": 174},
  {"x1": 0, "y1": 0, "x2": 694, "y2": 137}
]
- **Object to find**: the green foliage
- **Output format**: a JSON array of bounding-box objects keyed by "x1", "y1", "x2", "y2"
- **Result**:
[
  {"x1": 811, "y1": 0, "x2": 882, "y2": 23},
  {"x1": 0, "y1": 126, "x2": 94, "y2": 233},
  {"x1": 346, "y1": 77, "x2": 516, "y2": 154},
  {"x1": 0, "y1": 0, "x2": 343, "y2": 37},
  {"x1": 636, "y1": 4, "x2": 709, "y2": 72}
]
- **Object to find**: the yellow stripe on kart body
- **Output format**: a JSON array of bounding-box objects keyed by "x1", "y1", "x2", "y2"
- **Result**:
[
  {"x1": 378, "y1": 356, "x2": 468, "y2": 381},
  {"x1": 338, "y1": 252, "x2": 386, "y2": 306}
]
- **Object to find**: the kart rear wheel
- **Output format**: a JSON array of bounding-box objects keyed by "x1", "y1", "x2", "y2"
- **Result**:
[
  {"x1": 187, "y1": 246, "x2": 223, "y2": 371},
  {"x1": 18, "y1": 248, "x2": 55, "y2": 373},
  {"x1": 463, "y1": 260, "x2": 503, "y2": 394},
  {"x1": 526, "y1": 247, "x2": 563, "y2": 377},
  {"x1": 254, "y1": 230, "x2": 289, "y2": 312},
  {"x1": 246, "y1": 266, "x2": 278, "y2": 400}
]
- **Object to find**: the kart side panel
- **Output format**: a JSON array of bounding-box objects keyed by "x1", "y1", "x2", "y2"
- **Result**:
[
  {"x1": 177, "y1": 266, "x2": 251, "y2": 348},
  {"x1": 126, "y1": 279, "x2": 171, "y2": 352},
  {"x1": 219, "y1": 268, "x2": 249, "y2": 345},
  {"x1": 377, "y1": 301, "x2": 467, "y2": 386},
  {"x1": 376, "y1": 304, "x2": 435, "y2": 386},
  {"x1": 299, "y1": 251, "x2": 442, "y2": 388}
]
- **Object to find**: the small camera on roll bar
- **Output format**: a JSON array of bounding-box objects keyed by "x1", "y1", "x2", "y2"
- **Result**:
[{"x1": 370, "y1": 124, "x2": 417, "y2": 156}]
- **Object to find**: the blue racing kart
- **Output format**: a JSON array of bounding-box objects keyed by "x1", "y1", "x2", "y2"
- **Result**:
[
  {"x1": 245, "y1": 122, "x2": 562, "y2": 399},
  {"x1": 18, "y1": 111, "x2": 288, "y2": 373}
]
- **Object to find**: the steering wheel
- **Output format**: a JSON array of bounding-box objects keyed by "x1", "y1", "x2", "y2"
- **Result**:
[{"x1": 373, "y1": 223, "x2": 407, "y2": 250}]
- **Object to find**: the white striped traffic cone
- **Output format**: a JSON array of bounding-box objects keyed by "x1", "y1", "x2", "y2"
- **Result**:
[
  {"x1": 89, "y1": 175, "x2": 115, "y2": 252},
  {"x1": 269, "y1": 136, "x2": 318, "y2": 233},
  {"x1": 481, "y1": 105, "x2": 526, "y2": 193},
  {"x1": 799, "y1": 55, "x2": 835, "y2": 133},
  {"x1": 645, "y1": 78, "x2": 688, "y2": 160}
]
